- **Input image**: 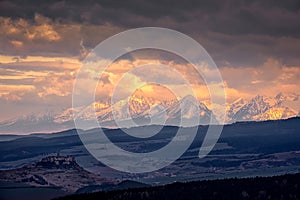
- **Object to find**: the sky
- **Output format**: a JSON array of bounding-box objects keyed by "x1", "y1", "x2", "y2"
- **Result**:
[{"x1": 0, "y1": 0, "x2": 300, "y2": 121}]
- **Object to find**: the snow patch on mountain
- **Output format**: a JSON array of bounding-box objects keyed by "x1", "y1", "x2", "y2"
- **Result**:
[{"x1": 1, "y1": 92, "x2": 299, "y2": 133}]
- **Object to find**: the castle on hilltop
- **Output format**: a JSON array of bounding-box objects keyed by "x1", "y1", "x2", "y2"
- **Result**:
[{"x1": 38, "y1": 153, "x2": 77, "y2": 168}]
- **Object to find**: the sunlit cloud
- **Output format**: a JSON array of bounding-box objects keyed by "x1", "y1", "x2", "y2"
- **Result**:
[
  {"x1": 220, "y1": 58, "x2": 300, "y2": 99},
  {"x1": 0, "y1": 14, "x2": 123, "y2": 58},
  {"x1": 0, "y1": 84, "x2": 35, "y2": 101},
  {"x1": 0, "y1": 14, "x2": 61, "y2": 42},
  {"x1": 0, "y1": 9, "x2": 299, "y2": 121},
  {"x1": 1, "y1": 52, "x2": 300, "y2": 108}
]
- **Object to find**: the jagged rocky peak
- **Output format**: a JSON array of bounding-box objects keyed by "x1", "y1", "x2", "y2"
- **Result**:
[
  {"x1": 1, "y1": 92, "x2": 300, "y2": 133},
  {"x1": 128, "y1": 84, "x2": 179, "y2": 116},
  {"x1": 275, "y1": 92, "x2": 299, "y2": 101}
]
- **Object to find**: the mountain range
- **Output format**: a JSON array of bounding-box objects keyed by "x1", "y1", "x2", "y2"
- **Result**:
[
  {"x1": 0, "y1": 92, "x2": 299, "y2": 133},
  {"x1": 227, "y1": 93, "x2": 300, "y2": 122}
]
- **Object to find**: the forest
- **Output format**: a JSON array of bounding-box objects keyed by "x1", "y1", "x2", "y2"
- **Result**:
[{"x1": 57, "y1": 172, "x2": 300, "y2": 200}]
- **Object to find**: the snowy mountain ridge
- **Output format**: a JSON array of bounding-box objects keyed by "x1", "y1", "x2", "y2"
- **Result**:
[{"x1": 0, "y1": 93, "x2": 299, "y2": 133}]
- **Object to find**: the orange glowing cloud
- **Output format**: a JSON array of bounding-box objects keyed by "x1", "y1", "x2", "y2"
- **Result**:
[
  {"x1": 0, "y1": 14, "x2": 61, "y2": 42},
  {"x1": 0, "y1": 54, "x2": 81, "y2": 101},
  {"x1": 0, "y1": 84, "x2": 35, "y2": 101},
  {"x1": 220, "y1": 58, "x2": 300, "y2": 99},
  {"x1": 90, "y1": 57, "x2": 300, "y2": 106},
  {"x1": 1, "y1": 49, "x2": 300, "y2": 119}
]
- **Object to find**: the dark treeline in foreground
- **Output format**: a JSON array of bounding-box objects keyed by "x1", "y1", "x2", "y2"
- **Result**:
[{"x1": 57, "y1": 173, "x2": 300, "y2": 200}]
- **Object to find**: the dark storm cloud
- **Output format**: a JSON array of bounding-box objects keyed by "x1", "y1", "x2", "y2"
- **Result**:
[
  {"x1": 1, "y1": 0, "x2": 300, "y2": 66},
  {"x1": 1, "y1": 0, "x2": 299, "y2": 36}
]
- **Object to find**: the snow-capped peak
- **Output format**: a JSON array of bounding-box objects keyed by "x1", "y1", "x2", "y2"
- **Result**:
[
  {"x1": 231, "y1": 95, "x2": 272, "y2": 122},
  {"x1": 1, "y1": 92, "x2": 300, "y2": 133}
]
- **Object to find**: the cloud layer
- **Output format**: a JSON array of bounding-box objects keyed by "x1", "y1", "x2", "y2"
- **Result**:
[
  {"x1": 1, "y1": 0, "x2": 300, "y2": 65},
  {"x1": 0, "y1": 1, "x2": 300, "y2": 120}
]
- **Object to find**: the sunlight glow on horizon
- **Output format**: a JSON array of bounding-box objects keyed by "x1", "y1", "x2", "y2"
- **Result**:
[{"x1": 1, "y1": 53, "x2": 300, "y2": 120}]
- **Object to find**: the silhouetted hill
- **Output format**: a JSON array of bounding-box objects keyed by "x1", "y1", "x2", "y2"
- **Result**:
[
  {"x1": 57, "y1": 172, "x2": 300, "y2": 200},
  {"x1": 75, "y1": 180, "x2": 150, "y2": 194},
  {"x1": 0, "y1": 155, "x2": 111, "y2": 192}
]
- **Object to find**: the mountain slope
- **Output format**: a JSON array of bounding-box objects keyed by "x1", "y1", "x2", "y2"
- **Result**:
[
  {"x1": 253, "y1": 106, "x2": 298, "y2": 121},
  {"x1": 0, "y1": 113, "x2": 75, "y2": 134},
  {"x1": 230, "y1": 93, "x2": 300, "y2": 122},
  {"x1": 231, "y1": 95, "x2": 272, "y2": 122}
]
